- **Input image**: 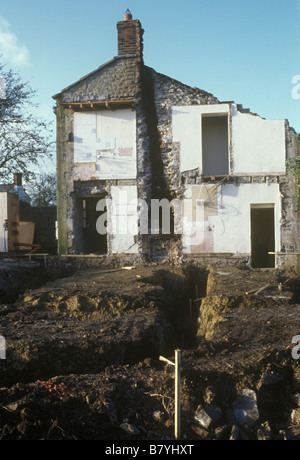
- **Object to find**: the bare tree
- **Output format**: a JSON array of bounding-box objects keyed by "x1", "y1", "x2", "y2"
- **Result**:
[
  {"x1": 0, "y1": 63, "x2": 53, "y2": 181},
  {"x1": 26, "y1": 172, "x2": 57, "y2": 207}
]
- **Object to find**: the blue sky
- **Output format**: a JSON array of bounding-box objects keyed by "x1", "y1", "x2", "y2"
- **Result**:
[{"x1": 0, "y1": 0, "x2": 299, "y2": 173}]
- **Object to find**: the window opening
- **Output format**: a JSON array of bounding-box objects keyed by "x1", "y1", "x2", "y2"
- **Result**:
[{"x1": 202, "y1": 115, "x2": 229, "y2": 176}]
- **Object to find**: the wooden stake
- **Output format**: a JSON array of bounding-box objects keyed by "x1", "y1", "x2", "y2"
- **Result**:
[
  {"x1": 175, "y1": 349, "x2": 181, "y2": 440},
  {"x1": 159, "y1": 355, "x2": 174, "y2": 366},
  {"x1": 246, "y1": 284, "x2": 271, "y2": 295},
  {"x1": 159, "y1": 350, "x2": 182, "y2": 440},
  {"x1": 254, "y1": 284, "x2": 271, "y2": 295}
]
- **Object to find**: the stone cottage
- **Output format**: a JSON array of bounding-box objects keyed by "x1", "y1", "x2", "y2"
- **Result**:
[{"x1": 53, "y1": 10, "x2": 300, "y2": 269}]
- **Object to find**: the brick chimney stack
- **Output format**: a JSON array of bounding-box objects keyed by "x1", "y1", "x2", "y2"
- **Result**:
[
  {"x1": 117, "y1": 10, "x2": 144, "y2": 62},
  {"x1": 14, "y1": 173, "x2": 22, "y2": 187}
]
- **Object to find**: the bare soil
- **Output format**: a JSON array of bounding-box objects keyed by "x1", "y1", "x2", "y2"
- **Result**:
[{"x1": 0, "y1": 258, "x2": 300, "y2": 440}]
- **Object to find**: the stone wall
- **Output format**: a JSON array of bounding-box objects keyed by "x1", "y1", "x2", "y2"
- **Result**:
[
  {"x1": 277, "y1": 124, "x2": 300, "y2": 269},
  {"x1": 54, "y1": 57, "x2": 144, "y2": 255},
  {"x1": 138, "y1": 68, "x2": 221, "y2": 261},
  {"x1": 151, "y1": 69, "x2": 219, "y2": 193},
  {"x1": 61, "y1": 57, "x2": 141, "y2": 103}
]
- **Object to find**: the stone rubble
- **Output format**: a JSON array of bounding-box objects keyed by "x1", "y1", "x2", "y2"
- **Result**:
[
  {"x1": 190, "y1": 384, "x2": 300, "y2": 440},
  {"x1": 232, "y1": 389, "x2": 260, "y2": 428}
]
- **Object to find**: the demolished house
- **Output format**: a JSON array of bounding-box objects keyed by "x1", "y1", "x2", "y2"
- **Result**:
[{"x1": 53, "y1": 10, "x2": 300, "y2": 270}]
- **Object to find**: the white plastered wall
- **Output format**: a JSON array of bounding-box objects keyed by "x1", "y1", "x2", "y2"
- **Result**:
[
  {"x1": 172, "y1": 104, "x2": 230, "y2": 173},
  {"x1": 182, "y1": 183, "x2": 281, "y2": 255},
  {"x1": 74, "y1": 109, "x2": 137, "y2": 180},
  {"x1": 0, "y1": 193, "x2": 8, "y2": 252},
  {"x1": 231, "y1": 105, "x2": 286, "y2": 175},
  {"x1": 0, "y1": 193, "x2": 19, "y2": 252},
  {"x1": 172, "y1": 103, "x2": 286, "y2": 175},
  {"x1": 110, "y1": 185, "x2": 138, "y2": 254},
  {"x1": 173, "y1": 103, "x2": 285, "y2": 259}
]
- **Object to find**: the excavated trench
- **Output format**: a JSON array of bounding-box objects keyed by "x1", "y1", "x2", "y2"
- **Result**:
[
  {"x1": 1, "y1": 262, "x2": 299, "y2": 384},
  {"x1": 0, "y1": 264, "x2": 210, "y2": 386},
  {"x1": 1, "y1": 262, "x2": 300, "y2": 440},
  {"x1": 141, "y1": 265, "x2": 209, "y2": 350}
]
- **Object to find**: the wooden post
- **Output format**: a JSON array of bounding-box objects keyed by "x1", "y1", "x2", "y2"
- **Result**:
[
  {"x1": 159, "y1": 349, "x2": 182, "y2": 440},
  {"x1": 175, "y1": 349, "x2": 181, "y2": 440}
]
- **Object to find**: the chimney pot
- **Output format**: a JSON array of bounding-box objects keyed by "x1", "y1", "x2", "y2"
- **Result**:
[{"x1": 124, "y1": 9, "x2": 132, "y2": 21}]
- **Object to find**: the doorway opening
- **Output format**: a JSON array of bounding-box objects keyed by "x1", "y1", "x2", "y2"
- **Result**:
[
  {"x1": 251, "y1": 204, "x2": 275, "y2": 268},
  {"x1": 76, "y1": 196, "x2": 107, "y2": 254}
]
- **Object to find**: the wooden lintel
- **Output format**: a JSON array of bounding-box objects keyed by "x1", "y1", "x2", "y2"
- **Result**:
[
  {"x1": 269, "y1": 252, "x2": 300, "y2": 255},
  {"x1": 61, "y1": 100, "x2": 135, "y2": 111}
]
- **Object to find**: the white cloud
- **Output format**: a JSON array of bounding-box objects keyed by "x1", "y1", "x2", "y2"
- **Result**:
[{"x1": 0, "y1": 17, "x2": 30, "y2": 67}]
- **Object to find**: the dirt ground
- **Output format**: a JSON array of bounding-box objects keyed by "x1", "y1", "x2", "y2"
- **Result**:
[{"x1": 0, "y1": 258, "x2": 300, "y2": 440}]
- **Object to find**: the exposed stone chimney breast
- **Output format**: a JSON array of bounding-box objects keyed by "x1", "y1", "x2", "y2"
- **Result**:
[{"x1": 117, "y1": 10, "x2": 144, "y2": 62}]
